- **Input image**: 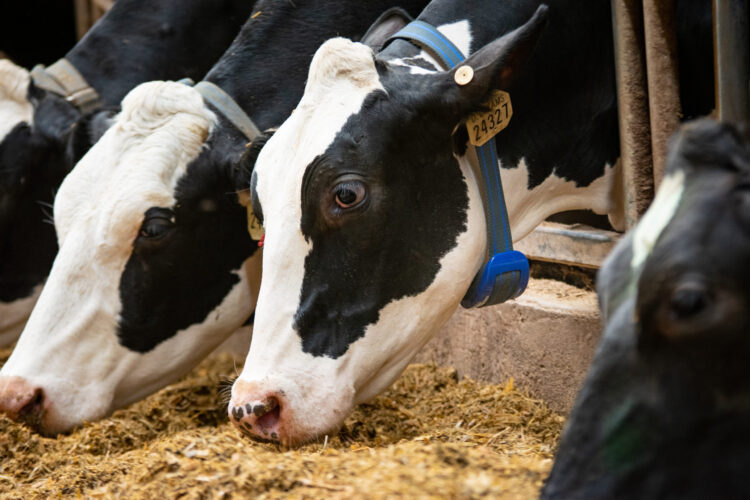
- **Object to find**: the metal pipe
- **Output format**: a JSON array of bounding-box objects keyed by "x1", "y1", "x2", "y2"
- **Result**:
[
  {"x1": 643, "y1": 0, "x2": 681, "y2": 188},
  {"x1": 612, "y1": 0, "x2": 654, "y2": 228},
  {"x1": 713, "y1": 0, "x2": 750, "y2": 123}
]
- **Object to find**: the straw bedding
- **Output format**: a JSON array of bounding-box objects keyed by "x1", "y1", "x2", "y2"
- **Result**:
[{"x1": 0, "y1": 346, "x2": 563, "y2": 499}]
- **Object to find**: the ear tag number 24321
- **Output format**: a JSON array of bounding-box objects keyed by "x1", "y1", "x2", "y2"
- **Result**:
[{"x1": 466, "y1": 90, "x2": 513, "y2": 147}]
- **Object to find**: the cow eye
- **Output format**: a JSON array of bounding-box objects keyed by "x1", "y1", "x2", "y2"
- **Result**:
[
  {"x1": 139, "y1": 210, "x2": 175, "y2": 239},
  {"x1": 670, "y1": 282, "x2": 711, "y2": 319},
  {"x1": 334, "y1": 181, "x2": 366, "y2": 209}
]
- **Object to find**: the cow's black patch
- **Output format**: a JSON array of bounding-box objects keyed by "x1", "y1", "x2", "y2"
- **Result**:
[
  {"x1": 117, "y1": 126, "x2": 257, "y2": 353},
  {"x1": 294, "y1": 88, "x2": 470, "y2": 358},
  {"x1": 0, "y1": 97, "x2": 77, "y2": 303},
  {"x1": 242, "y1": 312, "x2": 255, "y2": 327}
]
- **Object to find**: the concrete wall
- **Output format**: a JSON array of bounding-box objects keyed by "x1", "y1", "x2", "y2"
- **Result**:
[
  {"x1": 216, "y1": 278, "x2": 602, "y2": 415},
  {"x1": 416, "y1": 278, "x2": 601, "y2": 414}
]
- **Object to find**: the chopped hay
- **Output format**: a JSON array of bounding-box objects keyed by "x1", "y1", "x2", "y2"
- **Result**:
[{"x1": 0, "y1": 346, "x2": 563, "y2": 499}]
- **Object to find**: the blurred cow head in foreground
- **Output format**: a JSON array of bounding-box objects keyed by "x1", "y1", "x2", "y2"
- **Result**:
[{"x1": 542, "y1": 120, "x2": 750, "y2": 500}]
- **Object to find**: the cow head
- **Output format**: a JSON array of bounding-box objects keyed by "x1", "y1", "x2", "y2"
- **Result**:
[
  {"x1": 0, "y1": 81, "x2": 260, "y2": 434},
  {"x1": 0, "y1": 59, "x2": 115, "y2": 346},
  {"x1": 229, "y1": 7, "x2": 548, "y2": 445},
  {"x1": 542, "y1": 119, "x2": 750, "y2": 499},
  {"x1": 0, "y1": 59, "x2": 36, "y2": 342}
]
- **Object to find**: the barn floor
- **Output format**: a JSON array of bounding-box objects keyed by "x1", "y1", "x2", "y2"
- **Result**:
[{"x1": 0, "y1": 348, "x2": 563, "y2": 499}]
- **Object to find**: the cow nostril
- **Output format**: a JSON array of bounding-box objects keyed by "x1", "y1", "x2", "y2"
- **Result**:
[
  {"x1": 19, "y1": 388, "x2": 44, "y2": 415},
  {"x1": 252, "y1": 396, "x2": 279, "y2": 418},
  {"x1": 256, "y1": 400, "x2": 281, "y2": 434}
]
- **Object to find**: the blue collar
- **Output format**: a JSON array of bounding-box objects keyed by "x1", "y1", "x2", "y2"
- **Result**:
[{"x1": 387, "y1": 21, "x2": 529, "y2": 308}]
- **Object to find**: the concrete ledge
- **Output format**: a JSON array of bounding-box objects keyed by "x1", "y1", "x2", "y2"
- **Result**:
[{"x1": 416, "y1": 278, "x2": 601, "y2": 414}]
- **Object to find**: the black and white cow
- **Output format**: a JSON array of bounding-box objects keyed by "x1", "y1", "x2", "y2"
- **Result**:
[
  {"x1": 227, "y1": 0, "x2": 627, "y2": 445},
  {"x1": 0, "y1": 0, "x2": 256, "y2": 345},
  {"x1": 0, "y1": 0, "x2": 430, "y2": 435},
  {"x1": 541, "y1": 119, "x2": 750, "y2": 500}
]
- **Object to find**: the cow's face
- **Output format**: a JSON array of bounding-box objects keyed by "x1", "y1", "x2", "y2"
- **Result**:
[
  {"x1": 0, "y1": 60, "x2": 113, "y2": 346},
  {"x1": 0, "y1": 81, "x2": 260, "y2": 434},
  {"x1": 542, "y1": 120, "x2": 750, "y2": 499},
  {"x1": 231, "y1": 10, "x2": 548, "y2": 445},
  {"x1": 599, "y1": 120, "x2": 750, "y2": 338},
  {"x1": 0, "y1": 59, "x2": 38, "y2": 342},
  {"x1": 636, "y1": 122, "x2": 750, "y2": 351}
]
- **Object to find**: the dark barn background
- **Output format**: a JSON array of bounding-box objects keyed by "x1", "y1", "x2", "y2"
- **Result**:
[{"x1": 0, "y1": 1, "x2": 76, "y2": 67}]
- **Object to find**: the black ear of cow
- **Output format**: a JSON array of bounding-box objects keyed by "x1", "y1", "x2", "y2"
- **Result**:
[
  {"x1": 436, "y1": 4, "x2": 549, "y2": 119},
  {"x1": 233, "y1": 129, "x2": 277, "y2": 193},
  {"x1": 66, "y1": 108, "x2": 117, "y2": 166},
  {"x1": 361, "y1": 7, "x2": 414, "y2": 51}
]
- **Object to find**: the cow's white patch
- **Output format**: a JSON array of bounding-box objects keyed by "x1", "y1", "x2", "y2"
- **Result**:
[
  {"x1": 0, "y1": 284, "x2": 42, "y2": 347},
  {"x1": 1, "y1": 81, "x2": 259, "y2": 432},
  {"x1": 438, "y1": 20, "x2": 472, "y2": 56},
  {"x1": 498, "y1": 159, "x2": 620, "y2": 241},
  {"x1": 631, "y1": 169, "x2": 685, "y2": 269},
  {"x1": 0, "y1": 59, "x2": 33, "y2": 143},
  {"x1": 390, "y1": 19, "x2": 472, "y2": 75}
]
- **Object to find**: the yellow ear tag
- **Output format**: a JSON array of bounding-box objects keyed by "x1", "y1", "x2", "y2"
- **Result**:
[
  {"x1": 466, "y1": 90, "x2": 513, "y2": 147},
  {"x1": 246, "y1": 204, "x2": 265, "y2": 241}
]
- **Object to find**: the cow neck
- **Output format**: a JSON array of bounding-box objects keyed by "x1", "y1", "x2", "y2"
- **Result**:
[
  {"x1": 186, "y1": 80, "x2": 261, "y2": 143},
  {"x1": 381, "y1": 1, "x2": 538, "y2": 62},
  {"x1": 63, "y1": 0, "x2": 254, "y2": 106},
  {"x1": 200, "y1": 0, "x2": 438, "y2": 134},
  {"x1": 382, "y1": 1, "x2": 619, "y2": 194},
  {"x1": 384, "y1": 19, "x2": 529, "y2": 308},
  {"x1": 200, "y1": 20, "x2": 306, "y2": 134}
]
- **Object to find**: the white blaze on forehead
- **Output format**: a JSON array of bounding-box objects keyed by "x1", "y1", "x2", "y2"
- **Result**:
[
  {"x1": 252, "y1": 37, "x2": 383, "y2": 317},
  {"x1": 631, "y1": 169, "x2": 685, "y2": 269},
  {"x1": 54, "y1": 81, "x2": 216, "y2": 245},
  {"x1": 0, "y1": 59, "x2": 33, "y2": 140},
  {"x1": 0, "y1": 81, "x2": 233, "y2": 432}
]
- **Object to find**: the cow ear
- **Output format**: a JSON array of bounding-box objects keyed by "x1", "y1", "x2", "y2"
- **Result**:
[
  {"x1": 361, "y1": 7, "x2": 413, "y2": 51},
  {"x1": 66, "y1": 108, "x2": 117, "y2": 165},
  {"x1": 233, "y1": 129, "x2": 276, "y2": 205},
  {"x1": 435, "y1": 4, "x2": 548, "y2": 118}
]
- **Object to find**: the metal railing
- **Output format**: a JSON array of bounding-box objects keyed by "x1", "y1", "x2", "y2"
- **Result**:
[
  {"x1": 74, "y1": 0, "x2": 114, "y2": 40},
  {"x1": 521, "y1": 0, "x2": 749, "y2": 271}
]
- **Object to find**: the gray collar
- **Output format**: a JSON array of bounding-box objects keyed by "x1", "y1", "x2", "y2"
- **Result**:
[
  {"x1": 30, "y1": 58, "x2": 100, "y2": 113},
  {"x1": 188, "y1": 80, "x2": 261, "y2": 142}
]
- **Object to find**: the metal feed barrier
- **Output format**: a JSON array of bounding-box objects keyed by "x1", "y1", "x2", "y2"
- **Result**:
[{"x1": 518, "y1": 0, "x2": 749, "y2": 270}]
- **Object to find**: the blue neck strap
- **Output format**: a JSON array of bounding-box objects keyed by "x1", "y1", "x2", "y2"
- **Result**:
[{"x1": 387, "y1": 21, "x2": 529, "y2": 308}]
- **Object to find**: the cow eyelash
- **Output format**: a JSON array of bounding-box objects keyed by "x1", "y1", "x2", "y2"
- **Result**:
[{"x1": 138, "y1": 209, "x2": 176, "y2": 240}]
